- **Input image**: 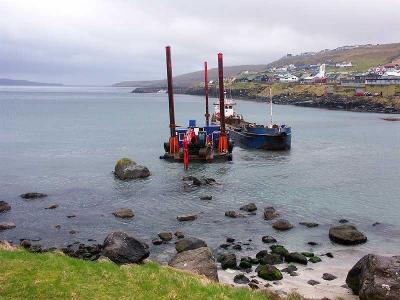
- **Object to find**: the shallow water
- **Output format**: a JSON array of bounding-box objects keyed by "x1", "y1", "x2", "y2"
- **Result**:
[{"x1": 0, "y1": 86, "x2": 399, "y2": 261}]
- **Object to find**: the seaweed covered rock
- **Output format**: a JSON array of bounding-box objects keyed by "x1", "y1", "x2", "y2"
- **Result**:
[
  {"x1": 309, "y1": 256, "x2": 322, "y2": 263},
  {"x1": 270, "y1": 245, "x2": 289, "y2": 257},
  {"x1": 286, "y1": 252, "x2": 308, "y2": 265},
  {"x1": 346, "y1": 254, "x2": 400, "y2": 299},
  {"x1": 329, "y1": 224, "x2": 367, "y2": 245},
  {"x1": 257, "y1": 265, "x2": 283, "y2": 281},
  {"x1": 169, "y1": 247, "x2": 218, "y2": 281},
  {"x1": 114, "y1": 158, "x2": 150, "y2": 180},
  {"x1": 258, "y1": 253, "x2": 283, "y2": 265},
  {"x1": 102, "y1": 232, "x2": 149, "y2": 264}
]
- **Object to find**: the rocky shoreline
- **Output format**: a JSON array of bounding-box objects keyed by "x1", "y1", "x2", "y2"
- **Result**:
[
  {"x1": 1, "y1": 159, "x2": 399, "y2": 299},
  {"x1": 179, "y1": 87, "x2": 400, "y2": 114}
]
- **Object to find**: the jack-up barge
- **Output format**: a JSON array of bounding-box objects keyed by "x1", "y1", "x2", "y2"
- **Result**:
[{"x1": 161, "y1": 46, "x2": 233, "y2": 168}]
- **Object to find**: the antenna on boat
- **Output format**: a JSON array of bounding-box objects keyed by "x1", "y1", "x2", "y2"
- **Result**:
[
  {"x1": 204, "y1": 61, "x2": 210, "y2": 126},
  {"x1": 269, "y1": 87, "x2": 273, "y2": 127},
  {"x1": 165, "y1": 46, "x2": 179, "y2": 155}
]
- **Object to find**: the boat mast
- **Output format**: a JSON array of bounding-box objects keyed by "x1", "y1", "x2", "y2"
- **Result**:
[
  {"x1": 204, "y1": 61, "x2": 210, "y2": 126},
  {"x1": 217, "y1": 53, "x2": 228, "y2": 153},
  {"x1": 269, "y1": 87, "x2": 273, "y2": 126},
  {"x1": 165, "y1": 46, "x2": 178, "y2": 154}
]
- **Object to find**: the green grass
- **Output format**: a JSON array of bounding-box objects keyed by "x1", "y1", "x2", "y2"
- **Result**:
[{"x1": 0, "y1": 250, "x2": 270, "y2": 300}]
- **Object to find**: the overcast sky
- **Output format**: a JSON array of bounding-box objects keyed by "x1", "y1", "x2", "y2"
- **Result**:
[{"x1": 1, "y1": 0, "x2": 399, "y2": 85}]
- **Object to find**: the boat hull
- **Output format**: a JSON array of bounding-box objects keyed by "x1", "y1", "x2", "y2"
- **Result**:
[{"x1": 229, "y1": 128, "x2": 291, "y2": 151}]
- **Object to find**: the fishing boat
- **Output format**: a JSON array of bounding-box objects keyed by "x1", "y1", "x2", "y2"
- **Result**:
[
  {"x1": 212, "y1": 88, "x2": 291, "y2": 151},
  {"x1": 160, "y1": 47, "x2": 233, "y2": 168}
]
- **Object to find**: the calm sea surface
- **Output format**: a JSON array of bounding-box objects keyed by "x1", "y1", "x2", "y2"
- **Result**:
[{"x1": 0, "y1": 86, "x2": 399, "y2": 260}]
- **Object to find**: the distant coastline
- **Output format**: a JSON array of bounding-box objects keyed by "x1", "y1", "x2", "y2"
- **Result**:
[
  {"x1": 130, "y1": 86, "x2": 400, "y2": 114},
  {"x1": 0, "y1": 78, "x2": 63, "y2": 87}
]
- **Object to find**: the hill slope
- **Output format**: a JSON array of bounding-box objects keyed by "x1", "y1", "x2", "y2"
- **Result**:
[
  {"x1": 113, "y1": 65, "x2": 267, "y2": 88},
  {"x1": 268, "y1": 43, "x2": 400, "y2": 71},
  {"x1": 0, "y1": 78, "x2": 63, "y2": 86},
  {"x1": 0, "y1": 249, "x2": 276, "y2": 300}
]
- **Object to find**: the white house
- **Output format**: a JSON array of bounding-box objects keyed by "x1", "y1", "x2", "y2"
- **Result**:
[
  {"x1": 336, "y1": 61, "x2": 353, "y2": 68},
  {"x1": 279, "y1": 74, "x2": 299, "y2": 83}
]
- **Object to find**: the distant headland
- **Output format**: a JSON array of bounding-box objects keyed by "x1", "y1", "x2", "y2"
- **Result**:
[{"x1": 0, "y1": 78, "x2": 63, "y2": 87}]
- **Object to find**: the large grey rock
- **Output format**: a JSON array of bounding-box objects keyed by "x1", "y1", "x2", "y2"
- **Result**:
[
  {"x1": 112, "y1": 208, "x2": 134, "y2": 218},
  {"x1": 114, "y1": 158, "x2": 150, "y2": 180},
  {"x1": 102, "y1": 232, "x2": 149, "y2": 264},
  {"x1": 263, "y1": 207, "x2": 279, "y2": 220},
  {"x1": 0, "y1": 222, "x2": 16, "y2": 231},
  {"x1": 0, "y1": 201, "x2": 11, "y2": 213},
  {"x1": 175, "y1": 237, "x2": 207, "y2": 253},
  {"x1": 346, "y1": 254, "x2": 400, "y2": 300},
  {"x1": 329, "y1": 224, "x2": 367, "y2": 245},
  {"x1": 169, "y1": 247, "x2": 218, "y2": 281},
  {"x1": 272, "y1": 219, "x2": 293, "y2": 231}
]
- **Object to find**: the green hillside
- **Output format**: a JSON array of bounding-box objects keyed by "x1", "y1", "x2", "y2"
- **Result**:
[{"x1": 268, "y1": 43, "x2": 400, "y2": 72}]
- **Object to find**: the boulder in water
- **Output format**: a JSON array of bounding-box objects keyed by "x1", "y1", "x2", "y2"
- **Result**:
[
  {"x1": 177, "y1": 214, "x2": 197, "y2": 222},
  {"x1": 263, "y1": 207, "x2": 279, "y2": 220},
  {"x1": 158, "y1": 232, "x2": 173, "y2": 241},
  {"x1": 285, "y1": 252, "x2": 308, "y2": 265},
  {"x1": 102, "y1": 232, "x2": 149, "y2": 264},
  {"x1": 322, "y1": 273, "x2": 337, "y2": 281},
  {"x1": 272, "y1": 219, "x2": 293, "y2": 231},
  {"x1": 217, "y1": 252, "x2": 237, "y2": 270},
  {"x1": 346, "y1": 254, "x2": 400, "y2": 299},
  {"x1": 114, "y1": 158, "x2": 150, "y2": 180},
  {"x1": 240, "y1": 203, "x2": 257, "y2": 212},
  {"x1": 112, "y1": 208, "x2": 134, "y2": 219},
  {"x1": 329, "y1": 224, "x2": 367, "y2": 245},
  {"x1": 20, "y1": 193, "x2": 47, "y2": 199},
  {"x1": 262, "y1": 235, "x2": 277, "y2": 244},
  {"x1": 175, "y1": 237, "x2": 207, "y2": 253},
  {"x1": 299, "y1": 222, "x2": 319, "y2": 228},
  {"x1": 257, "y1": 265, "x2": 283, "y2": 281},
  {"x1": 270, "y1": 245, "x2": 289, "y2": 257},
  {"x1": 224, "y1": 211, "x2": 245, "y2": 218},
  {"x1": 0, "y1": 201, "x2": 11, "y2": 213},
  {"x1": 169, "y1": 247, "x2": 218, "y2": 281},
  {"x1": 0, "y1": 222, "x2": 16, "y2": 231}
]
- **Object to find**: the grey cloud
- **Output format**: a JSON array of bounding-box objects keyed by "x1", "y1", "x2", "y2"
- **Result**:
[{"x1": 0, "y1": 0, "x2": 399, "y2": 85}]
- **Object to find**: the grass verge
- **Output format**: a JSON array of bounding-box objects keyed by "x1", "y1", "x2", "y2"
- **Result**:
[{"x1": 0, "y1": 249, "x2": 271, "y2": 300}]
